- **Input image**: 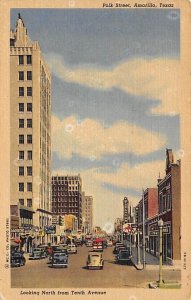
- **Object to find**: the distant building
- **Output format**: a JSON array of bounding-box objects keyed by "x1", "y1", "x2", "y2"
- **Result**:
[
  {"x1": 82, "y1": 194, "x2": 93, "y2": 233},
  {"x1": 51, "y1": 175, "x2": 82, "y2": 229},
  {"x1": 10, "y1": 14, "x2": 52, "y2": 230}
]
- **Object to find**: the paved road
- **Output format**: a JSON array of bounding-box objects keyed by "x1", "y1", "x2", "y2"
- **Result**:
[{"x1": 11, "y1": 245, "x2": 181, "y2": 288}]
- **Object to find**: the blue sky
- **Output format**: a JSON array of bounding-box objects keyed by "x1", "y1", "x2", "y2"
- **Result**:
[{"x1": 11, "y1": 9, "x2": 180, "y2": 229}]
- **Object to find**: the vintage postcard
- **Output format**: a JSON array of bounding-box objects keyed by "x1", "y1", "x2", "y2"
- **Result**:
[{"x1": 0, "y1": 0, "x2": 191, "y2": 299}]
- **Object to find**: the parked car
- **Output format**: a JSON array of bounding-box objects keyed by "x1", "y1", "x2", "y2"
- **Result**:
[
  {"x1": 37, "y1": 245, "x2": 49, "y2": 257},
  {"x1": 67, "y1": 244, "x2": 77, "y2": 254},
  {"x1": 52, "y1": 252, "x2": 68, "y2": 268},
  {"x1": 86, "y1": 252, "x2": 104, "y2": 270},
  {"x1": 11, "y1": 251, "x2": 26, "y2": 267},
  {"x1": 29, "y1": 248, "x2": 45, "y2": 260},
  {"x1": 113, "y1": 243, "x2": 125, "y2": 254},
  {"x1": 117, "y1": 249, "x2": 132, "y2": 264}
]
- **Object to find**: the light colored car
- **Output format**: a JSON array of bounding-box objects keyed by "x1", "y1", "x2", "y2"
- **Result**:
[
  {"x1": 107, "y1": 240, "x2": 113, "y2": 247},
  {"x1": 86, "y1": 240, "x2": 93, "y2": 247},
  {"x1": 67, "y1": 244, "x2": 77, "y2": 254},
  {"x1": 86, "y1": 252, "x2": 104, "y2": 270},
  {"x1": 29, "y1": 248, "x2": 43, "y2": 260}
]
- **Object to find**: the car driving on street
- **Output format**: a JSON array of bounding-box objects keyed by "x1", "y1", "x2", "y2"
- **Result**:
[
  {"x1": 11, "y1": 251, "x2": 26, "y2": 267},
  {"x1": 52, "y1": 252, "x2": 68, "y2": 268},
  {"x1": 86, "y1": 252, "x2": 104, "y2": 270},
  {"x1": 117, "y1": 249, "x2": 132, "y2": 264}
]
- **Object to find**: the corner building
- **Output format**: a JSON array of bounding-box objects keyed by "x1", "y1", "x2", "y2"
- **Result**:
[{"x1": 10, "y1": 15, "x2": 52, "y2": 229}]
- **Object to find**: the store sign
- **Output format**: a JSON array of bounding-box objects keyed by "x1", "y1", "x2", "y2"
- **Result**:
[{"x1": 44, "y1": 225, "x2": 56, "y2": 234}]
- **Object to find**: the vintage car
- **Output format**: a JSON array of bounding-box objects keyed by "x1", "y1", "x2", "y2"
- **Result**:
[
  {"x1": 52, "y1": 252, "x2": 68, "y2": 268},
  {"x1": 29, "y1": 248, "x2": 46, "y2": 260},
  {"x1": 92, "y1": 241, "x2": 103, "y2": 252},
  {"x1": 37, "y1": 245, "x2": 49, "y2": 257},
  {"x1": 117, "y1": 249, "x2": 132, "y2": 264},
  {"x1": 49, "y1": 249, "x2": 68, "y2": 262},
  {"x1": 75, "y1": 239, "x2": 83, "y2": 247},
  {"x1": 11, "y1": 251, "x2": 26, "y2": 267},
  {"x1": 113, "y1": 243, "x2": 125, "y2": 254},
  {"x1": 86, "y1": 240, "x2": 93, "y2": 247},
  {"x1": 67, "y1": 244, "x2": 77, "y2": 254},
  {"x1": 86, "y1": 252, "x2": 104, "y2": 270},
  {"x1": 107, "y1": 240, "x2": 113, "y2": 247}
]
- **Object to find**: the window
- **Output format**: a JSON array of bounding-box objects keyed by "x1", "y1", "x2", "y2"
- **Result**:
[
  {"x1": 19, "y1": 166, "x2": 24, "y2": 176},
  {"x1": 27, "y1": 119, "x2": 32, "y2": 128},
  {"x1": 27, "y1": 55, "x2": 32, "y2": 65},
  {"x1": 27, "y1": 199, "x2": 32, "y2": 207},
  {"x1": 27, "y1": 87, "x2": 32, "y2": 96},
  {"x1": 19, "y1": 103, "x2": 24, "y2": 112},
  {"x1": 27, "y1": 151, "x2": 32, "y2": 160},
  {"x1": 19, "y1": 183, "x2": 24, "y2": 192},
  {"x1": 18, "y1": 55, "x2": 24, "y2": 65},
  {"x1": 19, "y1": 135, "x2": 24, "y2": 144},
  {"x1": 27, "y1": 182, "x2": 32, "y2": 192},
  {"x1": 19, "y1": 199, "x2": 24, "y2": 205},
  {"x1": 27, "y1": 71, "x2": 32, "y2": 80},
  {"x1": 27, "y1": 134, "x2": 32, "y2": 144},
  {"x1": 27, "y1": 103, "x2": 32, "y2": 112},
  {"x1": 19, "y1": 71, "x2": 24, "y2": 81},
  {"x1": 19, "y1": 119, "x2": 24, "y2": 128},
  {"x1": 27, "y1": 166, "x2": 32, "y2": 176},
  {"x1": 19, "y1": 151, "x2": 24, "y2": 160},
  {"x1": 19, "y1": 87, "x2": 24, "y2": 97}
]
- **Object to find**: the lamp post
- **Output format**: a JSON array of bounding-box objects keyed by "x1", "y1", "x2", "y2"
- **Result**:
[
  {"x1": 158, "y1": 218, "x2": 164, "y2": 287},
  {"x1": 137, "y1": 228, "x2": 141, "y2": 266}
]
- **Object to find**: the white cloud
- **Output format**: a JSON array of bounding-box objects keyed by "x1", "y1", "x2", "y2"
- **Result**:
[
  {"x1": 94, "y1": 160, "x2": 165, "y2": 191},
  {"x1": 46, "y1": 53, "x2": 181, "y2": 115},
  {"x1": 52, "y1": 115, "x2": 166, "y2": 159}
]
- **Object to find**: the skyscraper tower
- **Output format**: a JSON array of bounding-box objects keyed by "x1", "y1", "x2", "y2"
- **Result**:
[{"x1": 10, "y1": 14, "x2": 52, "y2": 229}]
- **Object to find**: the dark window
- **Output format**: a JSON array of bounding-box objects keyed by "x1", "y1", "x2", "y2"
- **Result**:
[
  {"x1": 19, "y1": 55, "x2": 24, "y2": 65},
  {"x1": 27, "y1": 119, "x2": 32, "y2": 128},
  {"x1": 27, "y1": 71, "x2": 32, "y2": 80},
  {"x1": 27, "y1": 182, "x2": 32, "y2": 192},
  {"x1": 27, "y1": 134, "x2": 32, "y2": 144},
  {"x1": 19, "y1": 103, "x2": 24, "y2": 112},
  {"x1": 19, "y1": 71, "x2": 24, "y2": 81},
  {"x1": 27, "y1": 103, "x2": 32, "y2": 112},
  {"x1": 27, "y1": 55, "x2": 32, "y2": 65},
  {"x1": 27, "y1": 151, "x2": 32, "y2": 160},
  {"x1": 19, "y1": 166, "x2": 24, "y2": 176},
  {"x1": 19, "y1": 199, "x2": 24, "y2": 205},
  {"x1": 19, "y1": 87, "x2": 24, "y2": 97},
  {"x1": 27, "y1": 87, "x2": 32, "y2": 97},
  {"x1": 27, "y1": 199, "x2": 32, "y2": 207},
  {"x1": 19, "y1": 151, "x2": 24, "y2": 160},
  {"x1": 10, "y1": 39, "x2": 15, "y2": 46},
  {"x1": 19, "y1": 135, "x2": 24, "y2": 144},
  {"x1": 27, "y1": 166, "x2": 32, "y2": 176},
  {"x1": 19, "y1": 183, "x2": 24, "y2": 192},
  {"x1": 19, "y1": 119, "x2": 24, "y2": 128}
]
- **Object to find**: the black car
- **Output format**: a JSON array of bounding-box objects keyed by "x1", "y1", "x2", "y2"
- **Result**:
[
  {"x1": 117, "y1": 249, "x2": 132, "y2": 264},
  {"x1": 11, "y1": 251, "x2": 26, "y2": 267},
  {"x1": 52, "y1": 252, "x2": 68, "y2": 268},
  {"x1": 49, "y1": 249, "x2": 68, "y2": 263}
]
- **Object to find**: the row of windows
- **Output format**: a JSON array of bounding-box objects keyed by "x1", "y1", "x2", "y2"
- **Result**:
[
  {"x1": 52, "y1": 180, "x2": 79, "y2": 185},
  {"x1": 19, "y1": 150, "x2": 32, "y2": 160},
  {"x1": 52, "y1": 186, "x2": 79, "y2": 191},
  {"x1": 18, "y1": 166, "x2": 32, "y2": 176},
  {"x1": 19, "y1": 87, "x2": 32, "y2": 97},
  {"x1": 18, "y1": 71, "x2": 32, "y2": 81},
  {"x1": 19, "y1": 198, "x2": 32, "y2": 207},
  {"x1": 52, "y1": 209, "x2": 78, "y2": 214},
  {"x1": 19, "y1": 182, "x2": 32, "y2": 192},
  {"x1": 19, "y1": 134, "x2": 32, "y2": 144},
  {"x1": 52, "y1": 192, "x2": 79, "y2": 196},
  {"x1": 19, "y1": 119, "x2": 32, "y2": 128},
  {"x1": 159, "y1": 193, "x2": 171, "y2": 213},
  {"x1": 19, "y1": 103, "x2": 32, "y2": 112},
  {"x1": 18, "y1": 55, "x2": 32, "y2": 65}
]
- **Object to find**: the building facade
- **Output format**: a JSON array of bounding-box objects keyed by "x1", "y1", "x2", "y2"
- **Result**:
[
  {"x1": 10, "y1": 14, "x2": 52, "y2": 231},
  {"x1": 82, "y1": 194, "x2": 93, "y2": 234},
  {"x1": 51, "y1": 175, "x2": 82, "y2": 229}
]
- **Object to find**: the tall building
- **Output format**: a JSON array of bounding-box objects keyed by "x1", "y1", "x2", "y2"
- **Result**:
[
  {"x1": 51, "y1": 175, "x2": 82, "y2": 229},
  {"x1": 82, "y1": 194, "x2": 93, "y2": 233},
  {"x1": 10, "y1": 14, "x2": 52, "y2": 229}
]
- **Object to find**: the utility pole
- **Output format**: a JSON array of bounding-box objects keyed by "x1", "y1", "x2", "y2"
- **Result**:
[
  {"x1": 137, "y1": 228, "x2": 141, "y2": 265},
  {"x1": 142, "y1": 189, "x2": 146, "y2": 268},
  {"x1": 158, "y1": 218, "x2": 164, "y2": 287}
]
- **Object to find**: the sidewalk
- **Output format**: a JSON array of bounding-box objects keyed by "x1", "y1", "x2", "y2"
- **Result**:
[{"x1": 125, "y1": 242, "x2": 180, "y2": 270}]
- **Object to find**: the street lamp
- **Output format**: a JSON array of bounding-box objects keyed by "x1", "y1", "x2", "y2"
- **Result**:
[
  {"x1": 137, "y1": 228, "x2": 141, "y2": 266},
  {"x1": 158, "y1": 218, "x2": 164, "y2": 287}
]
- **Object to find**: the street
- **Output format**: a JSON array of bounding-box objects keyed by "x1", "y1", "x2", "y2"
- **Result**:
[{"x1": 11, "y1": 245, "x2": 181, "y2": 288}]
